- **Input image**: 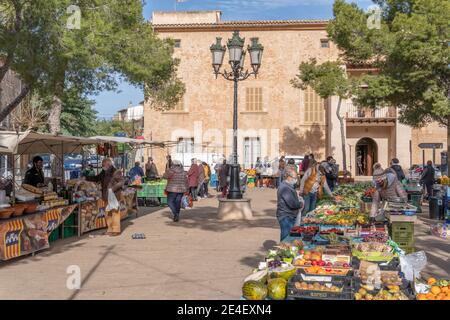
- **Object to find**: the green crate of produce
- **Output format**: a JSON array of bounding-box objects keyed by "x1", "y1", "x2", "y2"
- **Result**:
[
  {"x1": 391, "y1": 230, "x2": 414, "y2": 240},
  {"x1": 48, "y1": 228, "x2": 60, "y2": 243},
  {"x1": 63, "y1": 213, "x2": 77, "y2": 238}
]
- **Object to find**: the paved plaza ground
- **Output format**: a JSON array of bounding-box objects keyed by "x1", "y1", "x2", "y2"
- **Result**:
[{"x1": 0, "y1": 188, "x2": 448, "y2": 299}]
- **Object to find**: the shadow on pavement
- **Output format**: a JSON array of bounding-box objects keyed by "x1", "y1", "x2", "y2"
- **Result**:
[
  {"x1": 163, "y1": 205, "x2": 278, "y2": 232},
  {"x1": 239, "y1": 240, "x2": 279, "y2": 268}
]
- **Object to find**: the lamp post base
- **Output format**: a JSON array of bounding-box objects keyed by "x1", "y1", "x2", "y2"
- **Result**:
[
  {"x1": 217, "y1": 198, "x2": 253, "y2": 221},
  {"x1": 227, "y1": 163, "x2": 242, "y2": 199}
]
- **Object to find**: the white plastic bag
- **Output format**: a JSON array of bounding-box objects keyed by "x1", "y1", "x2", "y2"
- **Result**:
[
  {"x1": 400, "y1": 251, "x2": 427, "y2": 282},
  {"x1": 181, "y1": 195, "x2": 189, "y2": 209},
  {"x1": 105, "y1": 188, "x2": 119, "y2": 211}
]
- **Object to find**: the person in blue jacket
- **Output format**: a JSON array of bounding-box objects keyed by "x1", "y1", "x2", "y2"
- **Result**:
[
  {"x1": 128, "y1": 161, "x2": 145, "y2": 180},
  {"x1": 276, "y1": 167, "x2": 304, "y2": 241}
]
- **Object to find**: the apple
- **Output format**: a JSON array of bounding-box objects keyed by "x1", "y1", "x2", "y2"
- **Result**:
[
  {"x1": 311, "y1": 261, "x2": 318, "y2": 266},
  {"x1": 326, "y1": 262, "x2": 333, "y2": 267},
  {"x1": 319, "y1": 260, "x2": 326, "y2": 266},
  {"x1": 343, "y1": 263, "x2": 350, "y2": 268}
]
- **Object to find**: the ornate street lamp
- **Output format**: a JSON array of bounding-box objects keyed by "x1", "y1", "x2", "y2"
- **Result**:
[{"x1": 210, "y1": 31, "x2": 264, "y2": 200}]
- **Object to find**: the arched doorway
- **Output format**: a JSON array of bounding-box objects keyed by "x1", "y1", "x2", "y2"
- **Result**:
[{"x1": 356, "y1": 138, "x2": 378, "y2": 176}]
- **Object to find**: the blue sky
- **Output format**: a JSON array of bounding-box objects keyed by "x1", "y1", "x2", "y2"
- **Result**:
[{"x1": 92, "y1": 0, "x2": 373, "y2": 118}]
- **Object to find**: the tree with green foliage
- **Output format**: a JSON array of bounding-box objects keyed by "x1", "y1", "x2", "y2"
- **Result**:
[
  {"x1": 291, "y1": 58, "x2": 352, "y2": 172},
  {"x1": 0, "y1": 0, "x2": 185, "y2": 133},
  {"x1": 94, "y1": 119, "x2": 134, "y2": 137},
  {"x1": 328, "y1": 0, "x2": 450, "y2": 161}
]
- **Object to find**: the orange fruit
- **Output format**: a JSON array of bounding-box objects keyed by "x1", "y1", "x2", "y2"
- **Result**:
[
  {"x1": 416, "y1": 293, "x2": 427, "y2": 300},
  {"x1": 426, "y1": 293, "x2": 435, "y2": 300},
  {"x1": 427, "y1": 277, "x2": 437, "y2": 285},
  {"x1": 441, "y1": 287, "x2": 449, "y2": 293},
  {"x1": 431, "y1": 286, "x2": 441, "y2": 295}
]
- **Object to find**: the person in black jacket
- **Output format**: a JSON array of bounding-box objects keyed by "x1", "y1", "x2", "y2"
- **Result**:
[
  {"x1": 420, "y1": 160, "x2": 435, "y2": 200},
  {"x1": 23, "y1": 156, "x2": 45, "y2": 187},
  {"x1": 389, "y1": 158, "x2": 406, "y2": 182},
  {"x1": 276, "y1": 167, "x2": 304, "y2": 241}
]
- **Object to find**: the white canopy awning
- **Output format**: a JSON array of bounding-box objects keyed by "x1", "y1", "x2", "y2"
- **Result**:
[
  {"x1": 0, "y1": 131, "x2": 99, "y2": 155},
  {"x1": 89, "y1": 136, "x2": 165, "y2": 147}
]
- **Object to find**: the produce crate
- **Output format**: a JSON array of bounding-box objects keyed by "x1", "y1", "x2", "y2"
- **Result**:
[
  {"x1": 287, "y1": 274, "x2": 353, "y2": 300},
  {"x1": 48, "y1": 228, "x2": 60, "y2": 243},
  {"x1": 390, "y1": 222, "x2": 414, "y2": 233},
  {"x1": 160, "y1": 197, "x2": 168, "y2": 206},
  {"x1": 351, "y1": 256, "x2": 400, "y2": 271},
  {"x1": 63, "y1": 213, "x2": 77, "y2": 239},
  {"x1": 394, "y1": 241, "x2": 415, "y2": 254}
]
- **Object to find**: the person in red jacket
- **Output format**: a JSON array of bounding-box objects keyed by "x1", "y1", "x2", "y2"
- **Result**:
[{"x1": 187, "y1": 158, "x2": 200, "y2": 201}]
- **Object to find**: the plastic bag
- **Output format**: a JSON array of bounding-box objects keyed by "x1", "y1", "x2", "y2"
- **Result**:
[
  {"x1": 400, "y1": 251, "x2": 427, "y2": 282},
  {"x1": 181, "y1": 195, "x2": 189, "y2": 209},
  {"x1": 106, "y1": 188, "x2": 119, "y2": 211}
]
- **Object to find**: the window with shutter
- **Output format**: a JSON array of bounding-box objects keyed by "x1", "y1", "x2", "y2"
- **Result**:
[
  {"x1": 246, "y1": 87, "x2": 263, "y2": 111},
  {"x1": 304, "y1": 87, "x2": 325, "y2": 124}
]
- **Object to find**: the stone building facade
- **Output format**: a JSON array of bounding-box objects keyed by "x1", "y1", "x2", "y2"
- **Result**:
[{"x1": 144, "y1": 11, "x2": 447, "y2": 176}]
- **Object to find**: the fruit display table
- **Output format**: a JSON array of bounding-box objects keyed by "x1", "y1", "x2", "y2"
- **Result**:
[{"x1": 0, "y1": 204, "x2": 77, "y2": 261}]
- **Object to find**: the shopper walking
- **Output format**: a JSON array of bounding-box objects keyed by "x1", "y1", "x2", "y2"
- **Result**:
[
  {"x1": 219, "y1": 159, "x2": 230, "y2": 198},
  {"x1": 197, "y1": 160, "x2": 206, "y2": 199},
  {"x1": 420, "y1": 160, "x2": 435, "y2": 200},
  {"x1": 300, "y1": 155, "x2": 310, "y2": 178},
  {"x1": 86, "y1": 158, "x2": 124, "y2": 236},
  {"x1": 187, "y1": 158, "x2": 200, "y2": 201},
  {"x1": 163, "y1": 160, "x2": 188, "y2": 222},
  {"x1": 299, "y1": 161, "x2": 334, "y2": 216},
  {"x1": 202, "y1": 161, "x2": 211, "y2": 197},
  {"x1": 277, "y1": 167, "x2": 304, "y2": 241},
  {"x1": 255, "y1": 157, "x2": 264, "y2": 188},
  {"x1": 214, "y1": 161, "x2": 222, "y2": 192}
]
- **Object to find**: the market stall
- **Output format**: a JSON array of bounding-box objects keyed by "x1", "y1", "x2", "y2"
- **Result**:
[
  {"x1": 0, "y1": 131, "x2": 146, "y2": 259},
  {"x1": 241, "y1": 182, "x2": 449, "y2": 301}
]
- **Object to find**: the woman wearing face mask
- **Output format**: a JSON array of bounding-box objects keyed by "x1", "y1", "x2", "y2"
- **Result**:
[
  {"x1": 299, "y1": 161, "x2": 334, "y2": 217},
  {"x1": 86, "y1": 158, "x2": 124, "y2": 236},
  {"x1": 370, "y1": 164, "x2": 407, "y2": 222},
  {"x1": 276, "y1": 167, "x2": 304, "y2": 241}
]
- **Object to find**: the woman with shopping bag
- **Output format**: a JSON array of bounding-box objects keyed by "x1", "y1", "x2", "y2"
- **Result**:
[
  {"x1": 163, "y1": 160, "x2": 189, "y2": 222},
  {"x1": 86, "y1": 158, "x2": 125, "y2": 236}
]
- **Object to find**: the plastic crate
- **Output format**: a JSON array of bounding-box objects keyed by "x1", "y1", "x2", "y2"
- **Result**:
[
  {"x1": 63, "y1": 213, "x2": 77, "y2": 238},
  {"x1": 351, "y1": 256, "x2": 400, "y2": 271},
  {"x1": 160, "y1": 197, "x2": 168, "y2": 206},
  {"x1": 391, "y1": 230, "x2": 414, "y2": 241},
  {"x1": 390, "y1": 222, "x2": 414, "y2": 233},
  {"x1": 287, "y1": 274, "x2": 353, "y2": 300},
  {"x1": 395, "y1": 241, "x2": 415, "y2": 253}
]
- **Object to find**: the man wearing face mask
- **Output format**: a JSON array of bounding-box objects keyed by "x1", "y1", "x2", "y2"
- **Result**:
[
  {"x1": 370, "y1": 164, "x2": 407, "y2": 222},
  {"x1": 86, "y1": 158, "x2": 124, "y2": 236},
  {"x1": 276, "y1": 167, "x2": 304, "y2": 241}
]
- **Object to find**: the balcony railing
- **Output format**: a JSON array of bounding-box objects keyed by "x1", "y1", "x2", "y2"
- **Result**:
[{"x1": 344, "y1": 101, "x2": 396, "y2": 119}]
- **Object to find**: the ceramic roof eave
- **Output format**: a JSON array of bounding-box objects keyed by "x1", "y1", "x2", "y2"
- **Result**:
[{"x1": 151, "y1": 20, "x2": 330, "y2": 32}]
